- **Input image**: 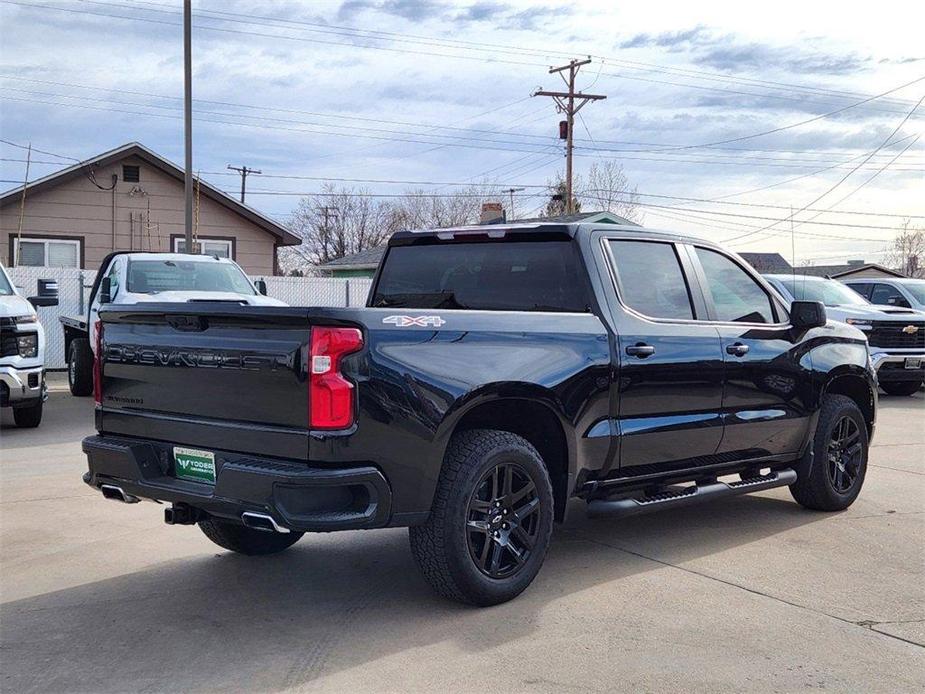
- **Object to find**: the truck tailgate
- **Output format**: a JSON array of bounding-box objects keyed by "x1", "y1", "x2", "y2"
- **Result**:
[{"x1": 97, "y1": 304, "x2": 314, "y2": 460}]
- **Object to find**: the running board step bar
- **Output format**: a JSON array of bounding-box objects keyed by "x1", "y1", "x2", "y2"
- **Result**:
[{"x1": 587, "y1": 468, "x2": 797, "y2": 519}]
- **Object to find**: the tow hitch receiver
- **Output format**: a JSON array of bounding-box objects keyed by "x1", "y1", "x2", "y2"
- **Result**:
[{"x1": 164, "y1": 503, "x2": 205, "y2": 525}]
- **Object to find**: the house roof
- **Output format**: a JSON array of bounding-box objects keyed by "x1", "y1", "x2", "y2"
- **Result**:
[
  {"x1": 739, "y1": 252, "x2": 793, "y2": 272},
  {"x1": 796, "y1": 263, "x2": 905, "y2": 279},
  {"x1": 513, "y1": 211, "x2": 640, "y2": 225},
  {"x1": 0, "y1": 142, "x2": 300, "y2": 246},
  {"x1": 323, "y1": 244, "x2": 389, "y2": 269}
]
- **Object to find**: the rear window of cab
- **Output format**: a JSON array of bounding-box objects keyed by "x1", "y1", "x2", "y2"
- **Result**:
[{"x1": 372, "y1": 241, "x2": 591, "y2": 313}]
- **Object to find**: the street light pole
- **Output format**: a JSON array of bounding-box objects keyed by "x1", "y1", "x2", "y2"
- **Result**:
[{"x1": 183, "y1": 0, "x2": 193, "y2": 252}]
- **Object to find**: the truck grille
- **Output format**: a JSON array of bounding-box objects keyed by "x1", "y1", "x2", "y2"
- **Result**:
[{"x1": 868, "y1": 321, "x2": 925, "y2": 349}]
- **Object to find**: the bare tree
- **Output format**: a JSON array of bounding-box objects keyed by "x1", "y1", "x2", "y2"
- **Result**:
[
  {"x1": 579, "y1": 161, "x2": 642, "y2": 223},
  {"x1": 282, "y1": 183, "x2": 502, "y2": 272},
  {"x1": 541, "y1": 174, "x2": 580, "y2": 218},
  {"x1": 284, "y1": 183, "x2": 395, "y2": 270},
  {"x1": 539, "y1": 163, "x2": 642, "y2": 221},
  {"x1": 390, "y1": 185, "x2": 501, "y2": 229},
  {"x1": 884, "y1": 220, "x2": 925, "y2": 278}
]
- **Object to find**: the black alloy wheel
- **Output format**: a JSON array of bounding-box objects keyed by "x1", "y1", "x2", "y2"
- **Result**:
[
  {"x1": 466, "y1": 462, "x2": 540, "y2": 579},
  {"x1": 827, "y1": 415, "x2": 862, "y2": 494}
]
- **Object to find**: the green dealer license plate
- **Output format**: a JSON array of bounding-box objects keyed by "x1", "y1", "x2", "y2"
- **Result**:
[{"x1": 174, "y1": 447, "x2": 216, "y2": 484}]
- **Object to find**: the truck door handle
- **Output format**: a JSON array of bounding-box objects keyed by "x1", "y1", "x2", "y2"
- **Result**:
[
  {"x1": 625, "y1": 343, "x2": 656, "y2": 358},
  {"x1": 726, "y1": 342, "x2": 750, "y2": 357}
]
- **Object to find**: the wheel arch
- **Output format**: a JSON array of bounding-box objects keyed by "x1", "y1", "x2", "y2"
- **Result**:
[
  {"x1": 444, "y1": 390, "x2": 574, "y2": 523},
  {"x1": 822, "y1": 369, "x2": 876, "y2": 437}
]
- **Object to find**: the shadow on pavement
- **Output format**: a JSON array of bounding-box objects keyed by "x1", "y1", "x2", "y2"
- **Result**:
[{"x1": 2, "y1": 493, "x2": 824, "y2": 692}]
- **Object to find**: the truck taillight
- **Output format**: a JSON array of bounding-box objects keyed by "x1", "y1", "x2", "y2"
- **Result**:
[
  {"x1": 93, "y1": 320, "x2": 103, "y2": 405},
  {"x1": 309, "y1": 326, "x2": 363, "y2": 429}
]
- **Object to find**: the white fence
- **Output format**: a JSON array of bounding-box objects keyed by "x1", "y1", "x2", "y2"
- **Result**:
[{"x1": 7, "y1": 266, "x2": 373, "y2": 369}]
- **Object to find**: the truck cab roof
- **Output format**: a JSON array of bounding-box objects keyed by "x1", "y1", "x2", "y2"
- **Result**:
[{"x1": 391, "y1": 222, "x2": 713, "y2": 249}]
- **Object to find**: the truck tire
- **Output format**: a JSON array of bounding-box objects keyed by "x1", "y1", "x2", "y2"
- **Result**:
[
  {"x1": 198, "y1": 518, "x2": 303, "y2": 555},
  {"x1": 68, "y1": 338, "x2": 94, "y2": 396},
  {"x1": 880, "y1": 379, "x2": 923, "y2": 396},
  {"x1": 790, "y1": 394, "x2": 868, "y2": 511},
  {"x1": 13, "y1": 400, "x2": 43, "y2": 428},
  {"x1": 409, "y1": 429, "x2": 555, "y2": 606}
]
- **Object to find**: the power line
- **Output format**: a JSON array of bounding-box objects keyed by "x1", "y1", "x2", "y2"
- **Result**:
[
  {"x1": 6, "y1": 0, "x2": 918, "y2": 123},
  {"x1": 730, "y1": 134, "x2": 922, "y2": 246},
  {"x1": 724, "y1": 93, "x2": 925, "y2": 244},
  {"x1": 6, "y1": 78, "x2": 925, "y2": 168},
  {"x1": 8, "y1": 93, "x2": 922, "y2": 176},
  {"x1": 66, "y1": 0, "x2": 923, "y2": 113}
]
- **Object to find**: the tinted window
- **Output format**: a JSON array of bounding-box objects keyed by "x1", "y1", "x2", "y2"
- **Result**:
[
  {"x1": 846, "y1": 282, "x2": 872, "y2": 299},
  {"x1": 372, "y1": 241, "x2": 590, "y2": 312},
  {"x1": 870, "y1": 283, "x2": 909, "y2": 307},
  {"x1": 778, "y1": 277, "x2": 868, "y2": 307},
  {"x1": 696, "y1": 248, "x2": 774, "y2": 323},
  {"x1": 608, "y1": 240, "x2": 693, "y2": 320},
  {"x1": 126, "y1": 260, "x2": 256, "y2": 295},
  {"x1": 0, "y1": 269, "x2": 13, "y2": 296}
]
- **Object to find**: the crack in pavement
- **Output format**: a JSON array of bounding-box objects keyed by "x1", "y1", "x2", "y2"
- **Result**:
[
  {"x1": 573, "y1": 533, "x2": 925, "y2": 651},
  {"x1": 869, "y1": 464, "x2": 925, "y2": 476}
]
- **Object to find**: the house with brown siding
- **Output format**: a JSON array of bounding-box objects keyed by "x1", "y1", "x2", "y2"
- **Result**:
[{"x1": 0, "y1": 143, "x2": 299, "y2": 275}]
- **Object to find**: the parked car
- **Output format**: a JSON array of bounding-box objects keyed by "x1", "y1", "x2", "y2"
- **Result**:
[
  {"x1": 764, "y1": 274, "x2": 925, "y2": 396},
  {"x1": 0, "y1": 264, "x2": 59, "y2": 427},
  {"x1": 842, "y1": 277, "x2": 925, "y2": 311},
  {"x1": 60, "y1": 252, "x2": 287, "y2": 396},
  {"x1": 81, "y1": 223, "x2": 876, "y2": 606}
]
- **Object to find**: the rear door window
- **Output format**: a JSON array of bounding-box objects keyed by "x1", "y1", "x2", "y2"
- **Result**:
[
  {"x1": 372, "y1": 241, "x2": 590, "y2": 312},
  {"x1": 607, "y1": 240, "x2": 694, "y2": 320}
]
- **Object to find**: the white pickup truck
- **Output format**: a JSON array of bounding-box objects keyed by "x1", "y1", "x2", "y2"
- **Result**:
[
  {"x1": 1, "y1": 263, "x2": 59, "y2": 427},
  {"x1": 60, "y1": 252, "x2": 286, "y2": 396}
]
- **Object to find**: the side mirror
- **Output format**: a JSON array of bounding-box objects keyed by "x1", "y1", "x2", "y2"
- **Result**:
[
  {"x1": 28, "y1": 278, "x2": 59, "y2": 308},
  {"x1": 791, "y1": 300, "x2": 826, "y2": 330},
  {"x1": 99, "y1": 277, "x2": 112, "y2": 305},
  {"x1": 254, "y1": 279, "x2": 268, "y2": 296}
]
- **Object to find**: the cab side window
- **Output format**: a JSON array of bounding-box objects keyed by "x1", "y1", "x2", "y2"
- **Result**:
[
  {"x1": 847, "y1": 282, "x2": 872, "y2": 300},
  {"x1": 695, "y1": 248, "x2": 775, "y2": 324},
  {"x1": 870, "y1": 283, "x2": 909, "y2": 307},
  {"x1": 608, "y1": 240, "x2": 695, "y2": 320},
  {"x1": 106, "y1": 261, "x2": 121, "y2": 300}
]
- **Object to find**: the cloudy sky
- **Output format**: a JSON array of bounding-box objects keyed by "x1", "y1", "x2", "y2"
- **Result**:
[{"x1": 1, "y1": 0, "x2": 923, "y2": 265}]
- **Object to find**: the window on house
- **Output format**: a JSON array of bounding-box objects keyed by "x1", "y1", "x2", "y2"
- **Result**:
[
  {"x1": 122, "y1": 165, "x2": 140, "y2": 182},
  {"x1": 173, "y1": 237, "x2": 233, "y2": 259},
  {"x1": 13, "y1": 237, "x2": 81, "y2": 267}
]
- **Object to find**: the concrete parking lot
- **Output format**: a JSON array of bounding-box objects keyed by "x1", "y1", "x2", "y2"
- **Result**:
[{"x1": 2, "y1": 384, "x2": 923, "y2": 693}]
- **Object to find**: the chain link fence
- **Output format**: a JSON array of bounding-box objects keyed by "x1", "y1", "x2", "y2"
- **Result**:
[{"x1": 7, "y1": 267, "x2": 374, "y2": 369}]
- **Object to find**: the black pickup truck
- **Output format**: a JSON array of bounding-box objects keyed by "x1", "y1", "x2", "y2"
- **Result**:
[{"x1": 82, "y1": 223, "x2": 876, "y2": 605}]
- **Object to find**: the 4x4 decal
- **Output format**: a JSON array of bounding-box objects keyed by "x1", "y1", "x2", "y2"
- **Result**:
[{"x1": 383, "y1": 315, "x2": 446, "y2": 328}]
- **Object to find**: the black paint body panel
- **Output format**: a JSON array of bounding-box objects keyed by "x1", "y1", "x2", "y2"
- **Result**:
[{"x1": 88, "y1": 223, "x2": 877, "y2": 528}]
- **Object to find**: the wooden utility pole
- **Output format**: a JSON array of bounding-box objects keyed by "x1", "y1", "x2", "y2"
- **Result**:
[
  {"x1": 505, "y1": 187, "x2": 525, "y2": 221},
  {"x1": 14, "y1": 143, "x2": 31, "y2": 266},
  {"x1": 534, "y1": 58, "x2": 606, "y2": 214},
  {"x1": 227, "y1": 164, "x2": 262, "y2": 202}
]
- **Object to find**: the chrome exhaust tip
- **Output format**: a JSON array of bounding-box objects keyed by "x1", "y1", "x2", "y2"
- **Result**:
[
  {"x1": 241, "y1": 511, "x2": 290, "y2": 533},
  {"x1": 100, "y1": 484, "x2": 140, "y2": 504}
]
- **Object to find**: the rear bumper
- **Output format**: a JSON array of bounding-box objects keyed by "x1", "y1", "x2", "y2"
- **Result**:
[{"x1": 81, "y1": 435, "x2": 392, "y2": 532}]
